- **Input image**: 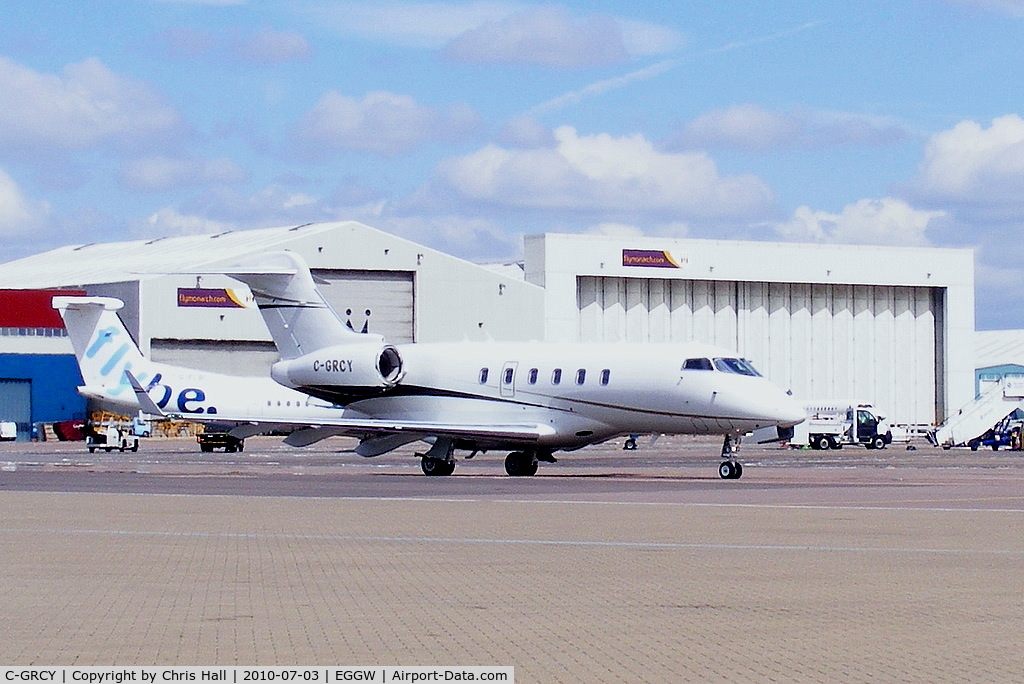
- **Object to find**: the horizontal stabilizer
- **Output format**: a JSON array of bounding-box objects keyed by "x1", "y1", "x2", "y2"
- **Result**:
[{"x1": 125, "y1": 371, "x2": 165, "y2": 417}]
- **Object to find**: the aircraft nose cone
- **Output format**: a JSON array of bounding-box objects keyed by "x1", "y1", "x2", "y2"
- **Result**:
[{"x1": 775, "y1": 394, "x2": 806, "y2": 427}]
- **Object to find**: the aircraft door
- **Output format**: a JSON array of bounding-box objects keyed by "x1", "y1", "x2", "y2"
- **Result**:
[{"x1": 500, "y1": 361, "x2": 518, "y2": 398}]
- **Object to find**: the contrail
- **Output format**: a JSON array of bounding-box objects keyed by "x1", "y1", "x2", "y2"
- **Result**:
[{"x1": 530, "y1": 20, "x2": 825, "y2": 115}]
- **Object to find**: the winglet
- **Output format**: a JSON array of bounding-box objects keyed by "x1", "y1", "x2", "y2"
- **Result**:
[{"x1": 125, "y1": 370, "x2": 165, "y2": 417}]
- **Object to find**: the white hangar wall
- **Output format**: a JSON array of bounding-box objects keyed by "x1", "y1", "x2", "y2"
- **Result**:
[{"x1": 524, "y1": 233, "x2": 975, "y2": 427}]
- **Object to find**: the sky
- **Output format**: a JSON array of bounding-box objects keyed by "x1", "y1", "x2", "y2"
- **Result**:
[{"x1": 2, "y1": 1, "x2": 1024, "y2": 328}]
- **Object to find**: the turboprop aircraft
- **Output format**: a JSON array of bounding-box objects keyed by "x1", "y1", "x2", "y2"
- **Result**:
[
  {"x1": 52, "y1": 295, "x2": 350, "y2": 444},
  {"x1": 216, "y1": 251, "x2": 806, "y2": 479}
]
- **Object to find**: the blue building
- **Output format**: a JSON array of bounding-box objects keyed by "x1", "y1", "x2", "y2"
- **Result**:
[{"x1": 0, "y1": 289, "x2": 87, "y2": 440}]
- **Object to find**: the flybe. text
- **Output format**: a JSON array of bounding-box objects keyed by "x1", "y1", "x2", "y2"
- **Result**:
[{"x1": 86, "y1": 325, "x2": 218, "y2": 415}]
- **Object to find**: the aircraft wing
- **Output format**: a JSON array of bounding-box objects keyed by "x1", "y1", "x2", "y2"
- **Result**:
[{"x1": 221, "y1": 415, "x2": 554, "y2": 445}]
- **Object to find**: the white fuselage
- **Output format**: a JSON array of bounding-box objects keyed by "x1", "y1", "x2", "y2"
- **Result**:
[{"x1": 300, "y1": 340, "x2": 806, "y2": 450}]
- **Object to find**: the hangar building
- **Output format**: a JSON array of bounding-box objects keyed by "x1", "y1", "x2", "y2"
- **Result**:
[
  {"x1": 0, "y1": 221, "x2": 544, "y2": 378},
  {"x1": 0, "y1": 220, "x2": 974, "y2": 436},
  {"x1": 525, "y1": 233, "x2": 974, "y2": 428}
]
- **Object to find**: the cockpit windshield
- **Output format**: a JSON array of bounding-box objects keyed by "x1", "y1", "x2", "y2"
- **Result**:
[
  {"x1": 713, "y1": 358, "x2": 762, "y2": 376},
  {"x1": 682, "y1": 357, "x2": 714, "y2": 371}
]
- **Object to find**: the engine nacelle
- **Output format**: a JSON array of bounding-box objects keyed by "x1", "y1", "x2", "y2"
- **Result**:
[{"x1": 271, "y1": 343, "x2": 403, "y2": 397}]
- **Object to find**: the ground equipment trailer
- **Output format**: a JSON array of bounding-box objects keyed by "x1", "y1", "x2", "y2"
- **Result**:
[
  {"x1": 790, "y1": 402, "x2": 893, "y2": 450},
  {"x1": 86, "y1": 424, "x2": 139, "y2": 452}
]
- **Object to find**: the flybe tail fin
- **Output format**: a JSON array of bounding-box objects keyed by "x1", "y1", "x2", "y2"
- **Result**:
[
  {"x1": 52, "y1": 296, "x2": 150, "y2": 393},
  {"x1": 221, "y1": 250, "x2": 370, "y2": 359}
]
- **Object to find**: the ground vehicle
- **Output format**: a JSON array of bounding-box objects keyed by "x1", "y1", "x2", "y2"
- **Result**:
[
  {"x1": 86, "y1": 424, "x2": 139, "y2": 453},
  {"x1": 198, "y1": 432, "x2": 244, "y2": 452},
  {"x1": 0, "y1": 421, "x2": 16, "y2": 441},
  {"x1": 789, "y1": 402, "x2": 893, "y2": 450},
  {"x1": 967, "y1": 415, "x2": 1023, "y2": 451}
]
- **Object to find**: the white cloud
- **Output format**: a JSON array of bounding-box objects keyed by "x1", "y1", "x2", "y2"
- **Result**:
[
  {"x1": 314, "y1": 3, "x2": 681, "y2": 65},
  {"x1": 431, "y1": 126, "x2": 773, "y2": 218},
  {"x1": 913, "y1": 114, "x2": 1024, "y2": 204},
  {"x1": 945, "y1": 0, "x2": 1024, "y2": 16},
  {"x1": 774, "y1": 198, "x2": 943, "y2": 246},
  {"x1": 443, "y1": 6, "x2": 629, "y2": 66},
  {"x1": 293, "y1": 90, "x2": 479, "y2": 157},
  {"x1": 120, "y1": 156, "x2": 246, "y2": 192},
  {"x1": 497, "y1": 115, "x2": 556, "y2": 148},
  {"x1": 0, "y1": 57, "x2": 182, "y2": 153},
  {"x1": 144, "y1": 207, "x2": 236, "y2": 237},
  {"x1": 312, "y1": 2, "x2": 517, "y2": 49},
  {"x1": 673, "y1": 104, "x2": 911, "y2": 151},
  {"x1": 374, "y1": 214, "x2": 522, "y2": 259},
  {"x1": 584, "y1": 222, "x2": 647, "y2": 238},
  {"x1": 229, "y1": 29, "x2": 311, "y2": 64},
  {"x1": 0, "y1": 168, "x2": 50, "y2": 235}
]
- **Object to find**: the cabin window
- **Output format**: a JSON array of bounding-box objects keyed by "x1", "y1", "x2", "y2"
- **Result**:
[
  {"x1": 479, "y1": 368, "x2": 489, "y2": 384},
  {"x1": 713, "y1": 358, "x2": 761, "y2": 376},
  {"x1": 503, "y1": 367, "x2": 514, "y2": 384},
  {"x1": 528, "y1": 368, "x2": 538, "y2": 384},
  {"x1": 552, "y1": 368, "x2": 562, "y2": 385},
  {"x1": 576, "y1": 369, "x2": 586, "y2": 385},
  {"x1": 600, "y1": 369, "x2": 610, "y2": 385},
  {"x1": 683, "y1": 357, "x2": 714, "y2": 371}
]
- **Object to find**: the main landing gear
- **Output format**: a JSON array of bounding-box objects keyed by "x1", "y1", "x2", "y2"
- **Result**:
[
  {"x1": 719, "y1": 434, "x2": 743, "y2": 480},
  {"x1": 504, "y1": 449, "x2": 555, "y2": 476},
  {"x1": 419, "y1": 438, "x2": 456, "y2": 476},
  {"x1": 419, "y1": 443, "x2": 556, "y2": 477}
]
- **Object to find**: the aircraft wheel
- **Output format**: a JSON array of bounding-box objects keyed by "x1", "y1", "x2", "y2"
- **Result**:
[
  {"x1": 505, "y1": 451, "x2": 538, "y2": 476},
  {"x1": 719, "y1": 460, "x2": 742, "y2": 479},
  {"x1": 421, "y1": 457, "x2": 455, "y2": 476}
]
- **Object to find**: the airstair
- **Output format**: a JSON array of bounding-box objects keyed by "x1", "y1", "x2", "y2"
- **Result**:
[{"x1": 929, "y1": 377, "x2": 1024, "y2": 448}]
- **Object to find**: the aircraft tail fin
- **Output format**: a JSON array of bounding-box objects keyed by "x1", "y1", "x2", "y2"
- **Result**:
[
  {"x1": 52, "y1": 296, "x2": 151, "y2": 394},
  {"x1": 221, "y1": 250, "x2": 370, "y2": 359}
]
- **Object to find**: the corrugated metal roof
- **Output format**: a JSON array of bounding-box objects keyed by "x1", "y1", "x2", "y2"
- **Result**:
[
  {"x1": 0, "y1": 222, "x2": 347, "y2": 288},
  {"x1": 976, "y1": 329, "x2": 1024, "y2": 369}
]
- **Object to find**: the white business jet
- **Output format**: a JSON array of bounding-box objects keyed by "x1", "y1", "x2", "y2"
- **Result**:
[{"x1": 218, "y1": 251, "x2": 805, "y2": 478}]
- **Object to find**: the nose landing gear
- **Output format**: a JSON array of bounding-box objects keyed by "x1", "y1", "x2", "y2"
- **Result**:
[{"x1": 719, "y1": 434, "x2": 743, "y2": 479}]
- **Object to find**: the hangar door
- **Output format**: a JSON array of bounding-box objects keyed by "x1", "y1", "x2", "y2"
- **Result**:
[
  {"x1": 312, "y1": 270, "x2": 415, "y2": 343},
  {"x1": 0, "y1": 379, "x2": 31, "y2": 440},
  {"x1": 578, "y1": 276, "x2": 943, "y2": 426}
]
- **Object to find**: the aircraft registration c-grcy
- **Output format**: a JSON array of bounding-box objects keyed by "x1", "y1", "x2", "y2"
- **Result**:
[{"x1": 211, "y1": 250, "x2": 806, "y2": 479}]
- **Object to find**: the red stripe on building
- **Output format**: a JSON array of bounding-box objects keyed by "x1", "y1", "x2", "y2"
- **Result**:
[{"x1": 0, "y1": 290, "x2": 87, "y2": 328}]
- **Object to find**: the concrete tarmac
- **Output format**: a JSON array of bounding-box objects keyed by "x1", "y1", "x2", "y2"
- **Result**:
[{"x1": 1, "y1": 435, "x2": 1023, "y2": 682}]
